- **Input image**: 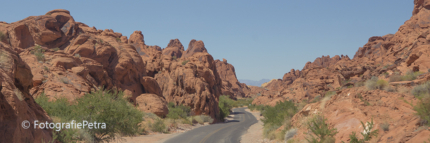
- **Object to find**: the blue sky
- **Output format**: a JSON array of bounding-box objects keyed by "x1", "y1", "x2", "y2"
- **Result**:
[{"x1": 2, "y1": 0, "x2": 413, "y2": 80}]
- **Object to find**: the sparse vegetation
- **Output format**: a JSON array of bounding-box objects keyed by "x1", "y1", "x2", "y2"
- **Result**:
[
  {"x1": 172, "y1": 55, "x2": 177, "y2": 60},
  {"x1": 380, "y1": 122, "x2": 389, "y2": 132},
  {"x1": 35, "y1": 89, "x2": 144, "y2": 142},
  {"x1": 305, "y1": 114, "x2": 338, "y2": 143},
  {"x1": 74, "y1": 53, "x2": 81, "y2": 58},
  {"x1": 182, "y1": 60, "x2": 189, "y2": 65},
  {"x1": 60, "y1": 77, "x2": 71, "y2": 84},
  {"x1": 52, "y1": 47, "x2": 60, "y2": 51},
  {"x1": 31, "y1": 45, "x2": 45, "y2": 62},
  {"x1": 411, "y1": 82, "x2": 430, "y2": 97},
  {"x1": 389, "y1": 70, "x2": 423, "y2": 82},
  {"x1": 116, "y1": 37, "x2": 121, "y2": 43},
  {"x1": 411, "y1": 83, "x2": 430, "y2": 126},
  {"x1": 150, "y1": 119, "x2": 167, "y2": 133},
  {"x1": 365, "y1": 76, "x2": 387, "y2": 90},
  {"x1": 261, "y1": 100, "x2": 298, "y2": 140},
  {"x1": 347, "y1": 118, "x2": 378, "y2": 143},
  {"x1": 166, "y1": 102, "x2": 191, "y2": 120},
  {"x1": 192, "y1": 115, "x2": 214, "y2": 124}
]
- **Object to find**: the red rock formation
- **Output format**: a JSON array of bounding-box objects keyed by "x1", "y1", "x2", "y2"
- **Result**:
[
  {"x1": 215, "y1": 58, "x2": 245, "y2": 98},
  {"x1": 0, "y1": 42, "x2": 53, "y2": 142}
]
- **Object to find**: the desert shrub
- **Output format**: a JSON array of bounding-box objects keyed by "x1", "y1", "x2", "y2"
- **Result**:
[
  {"x1": 116, "y1": 37, "x2": 121, "y2": 43},
  {"x1": 312, "y1": 95, "x2": 321, "y2": 103},
  {"x1": 389, "y1": 75, "x2": 403, "y2": 82},
  {"x1": 192, "y1": 115, "x2": 213, "y2": 124},
  {"x1": 219, "y1": 95, "x2": 235, "y2": 119},
  {"x1": 284, "y1": 128, "x2": 297, "y2": 141},
  {"x1": 52, "y1": 47, "x2": 60, "y2": 51},
  {"x1": 262, "y1": 100, "x2": 297, "y2": 128},
  {"x1": 411, "y1": 82, "x2": 430, "y2": 97},
  {"x1": 35, "y1": 89, "x2": 144, "y2": 142},
  {"x1": 74, "y1": 53, "x2": 81, "y2": 58},
  {"x1": 380, "y1": 122, "x2": 389, "y2": 132},
  {"x1": 390, "y1": 70, "x2": 423, "y2": 82},
  {"x1": 181, "y1": 60, "x2": 189, "y2": 65},
  {"x1": 348, "y1": 118, "x2": 378, "y2": 143},
  {"x1": 248, "y1": 104, "x2": 267, "y2": 111},
  {"x1": 325, "y1": 91, "x2": 336, "y2": 97},
  {"x1": 172, "y1": 56, "x2": 177, "y2": 60},
  {"x1": 166, "y1": 102, "x2": 191, "y2": 119},
  {"x1": 365, "y1": 77, "x2": 387, "y2": 90},
  {"x1": 233, "y1": 98, "x2": 254, "y2": 107},
  {"x1": 151, "y1": 119, "x2": 167, "y2": 133},
  {"x1": 261, "y1": 100, "x2": 298, "y2": 140},
  {"x1": 35, "y1": 93, "x2": 73, "y2": 118},
  {"x1": 414, "y1": 96, "x2": 430, "y2": 126},
  {"x1": 31, "y1": 45, "x2": 45, "y2": 61},
  {"x1": 305, "y1": 114, "x2": 338, "y2": 143},
  {"x1": 355, "y1": 81, "x2": 365, "y2": 87},
  {"x1": 384, "y1": 85, "x2": 395, "y2": 92}
]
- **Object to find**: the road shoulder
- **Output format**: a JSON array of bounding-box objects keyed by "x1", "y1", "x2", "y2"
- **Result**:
[{"x1": 240, "y1": 108, "x2": 265, "y2": 143}]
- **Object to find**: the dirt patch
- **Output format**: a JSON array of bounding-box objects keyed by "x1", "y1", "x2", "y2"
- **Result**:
[{"x1": 240, "y1": 109, "x2": 276, "y2": 143}]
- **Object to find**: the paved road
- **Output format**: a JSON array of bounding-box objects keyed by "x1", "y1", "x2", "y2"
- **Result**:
[{"x1": 164, "y1": 107, "x2": 258, "y2": 143}]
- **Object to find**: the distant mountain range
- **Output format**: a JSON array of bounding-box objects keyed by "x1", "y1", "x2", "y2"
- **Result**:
[{"x1": 239, "y1": 79, "x2": 271, "y2": 87}]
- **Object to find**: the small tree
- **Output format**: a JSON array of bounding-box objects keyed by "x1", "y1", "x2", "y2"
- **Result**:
[{"x1": 305, "y1": 114, "x2": 338, "y2": 143}]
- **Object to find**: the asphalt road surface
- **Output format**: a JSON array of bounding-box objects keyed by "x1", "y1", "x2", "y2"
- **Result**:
[{"x1": 164, "y1": 107, "x2": 258, "y2": 143}]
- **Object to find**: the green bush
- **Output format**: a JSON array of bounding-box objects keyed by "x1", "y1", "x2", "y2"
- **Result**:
[
  {"x1": 262, "y1": 100, "x2": 298, "y2": 139},
  {"x1": 151, "y1": 119, "x2": 167, "y2": 133},
  {"x1": 166, "y1": 102, "x2": 191, "y2": 120},
  {"x1": 35, "y1": 89, "x2": 144, "y2": 142},
  {"x1": 305, "y1": 114, "x2": 338, "y2": 143},
  {"x1": 181, "y1": 60, "x2": 189, "y2": 65},
  {"x1": 219, "y1": 95, "x2": 235, "y2": 120}
]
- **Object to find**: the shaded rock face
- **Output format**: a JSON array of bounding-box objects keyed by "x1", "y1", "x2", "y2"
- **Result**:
[
  {"x1": 215, "y1": 58, "x2": 245, "y2": 98},
  {"x1": 1, "y1": 9, "x2": 168, "y2": 118},
  {"x1": 0, "y1": 43, "x2": 53, "y2": 143}
]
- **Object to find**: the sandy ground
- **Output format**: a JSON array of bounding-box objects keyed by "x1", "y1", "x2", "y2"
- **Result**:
[{"x1": 240, "y1": 109, "x2": 278, "y2": 143}]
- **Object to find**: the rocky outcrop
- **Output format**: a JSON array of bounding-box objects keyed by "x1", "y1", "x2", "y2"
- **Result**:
[
  {"x1": 215, "y1": 58, "x2": 245, "y2": 98},
  {"x1": 1, "y1": 10, "x2": 169, "y2": 118},
  {"x1": 290, "y1": 88, "x2": 429, "y2": 142},
  {"x1": 0, "y1": 42, "x2": 53, "y2": 142}
]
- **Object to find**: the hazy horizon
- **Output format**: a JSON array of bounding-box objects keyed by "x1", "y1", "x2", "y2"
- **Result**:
[{"x1": 1, "y1": 0, "x2": 414, "y2": 80}]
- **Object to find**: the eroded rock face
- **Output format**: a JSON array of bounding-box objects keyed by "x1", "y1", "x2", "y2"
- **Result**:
[
  {"x1": 215, "y1": 58, "x2": 245, "y2": 98},
  {"x1": 0, "y1": 42, "x2": 53, "y2": 143},
  {"x1": 290, "y1": 88, "x2": 430, "y2": 142},
  {"x1": 154, "y1": 52, "x2": 222, "y2": 120},
  {"x1": 1, "y1": 9, "x2": 169, "y2": 118}
]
